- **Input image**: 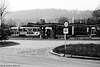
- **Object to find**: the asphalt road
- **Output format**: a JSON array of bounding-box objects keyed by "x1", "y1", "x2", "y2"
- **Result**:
[
  {"x1": 4, "y1": 40, "x2": 100, "y2": 49},
  {"x1": 0, "y1": 40, "x2": 100, "y2": 67}
]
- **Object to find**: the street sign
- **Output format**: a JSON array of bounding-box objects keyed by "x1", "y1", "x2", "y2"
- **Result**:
[
  {"x1": 63, "y1": 28, "x2": 69, "y2": 57},
  {"x1": 63, "y1": 28, "x2": 68, "y2": 34},
  {"x1": 63, "y1": 22, "x2": 69, "y2": 57},
  {"x1": 64, "y1": 22, "x2": 69, "y2": 27}
]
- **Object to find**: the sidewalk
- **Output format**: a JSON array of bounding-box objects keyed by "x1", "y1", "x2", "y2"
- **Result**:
[
  {"x1": 9, "y1": 37, "x2": 100, "y2": 40},
  {"x1": 69, "y1": 37, "x2": 100, "y2": 40}
]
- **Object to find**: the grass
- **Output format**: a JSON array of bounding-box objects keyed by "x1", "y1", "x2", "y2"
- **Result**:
[
  {"x1": 53, "y1": 43, "x2": 100, "y2": 58},
  {"x1": 0, "y1": 41, "x2": 20, "y2": 47}
]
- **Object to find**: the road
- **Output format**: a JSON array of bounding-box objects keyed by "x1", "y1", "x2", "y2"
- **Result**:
[
  {"x1": 4, "y1": 40, "x2": 100, "y2": 49},
  {"x1": 0, "y1": 40, "x2": 100, "y2": 67}
]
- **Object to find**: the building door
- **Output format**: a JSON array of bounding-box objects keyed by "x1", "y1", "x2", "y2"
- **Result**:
[{"x1": 45, "y1": 27, "x2": 52, "y2": 38}]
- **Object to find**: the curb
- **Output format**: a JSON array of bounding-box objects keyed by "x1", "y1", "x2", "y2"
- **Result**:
[
  {"x1": 70, "y1": 55, "x2": 100, "y2": 60},
  {"x1": 50, "y1": 49, "x2": 100, "y2": 60},
  {"x1": 50, "y1": 50, "x2": 64, "y2": 57}
]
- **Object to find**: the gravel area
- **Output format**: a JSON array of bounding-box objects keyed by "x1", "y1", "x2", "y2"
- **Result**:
[{"x1": 0, "y1": 47, "x2": 54, "y2": 57}]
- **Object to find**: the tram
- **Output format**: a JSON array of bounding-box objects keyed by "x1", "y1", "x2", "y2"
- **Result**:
[{"x1": 10, "y1": 27, "x2": 40, "y2": 36}]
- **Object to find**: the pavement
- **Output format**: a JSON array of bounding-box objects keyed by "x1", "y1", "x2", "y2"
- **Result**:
[
  {"x1": 0, "y1": 40, "x2": 100, "y2": 67},
  {"x1": 1, "y1": 52, "x2": 100, "y2": 67},
  {"x1": 9, "y1": 36, "x2": 100, "y2": 40}
]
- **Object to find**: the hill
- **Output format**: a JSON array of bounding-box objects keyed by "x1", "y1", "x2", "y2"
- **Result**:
[{"x1": 5, "y1": 9, "x2": 92, "y2": 23}]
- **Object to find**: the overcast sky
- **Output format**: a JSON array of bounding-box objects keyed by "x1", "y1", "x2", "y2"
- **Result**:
[{"x1": 5, "y1": 0, "x2": 100, "y2": 11}]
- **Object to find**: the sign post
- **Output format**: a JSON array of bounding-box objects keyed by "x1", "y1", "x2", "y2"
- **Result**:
[
  {"x1": 63, "y1": 22, "x2": 69, "y2": 57},
  {"x1": 64, "y1": 33, "x2": 66, "y2": 52},
  {"x1": 63, "y1": 28, "x2": 68, "y2": 51}
]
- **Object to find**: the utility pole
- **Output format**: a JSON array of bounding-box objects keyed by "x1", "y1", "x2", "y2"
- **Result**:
[
  {"x1": 0, "y1": 18, "x2": 1, "y2": 26},
  {"x1": 72, "y1": 17, "x2": 74, "y2": 35},
  {"x1": 0, "y1": 10, "x2": 2, "y2": 26},
  {"x1": 71, "y1": 10, "x2": 75, "y2": 36}
]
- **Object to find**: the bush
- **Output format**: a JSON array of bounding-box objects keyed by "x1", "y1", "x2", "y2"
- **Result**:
[{"x1": 0, "y1": 28, "x2": 8, "y2": 40}]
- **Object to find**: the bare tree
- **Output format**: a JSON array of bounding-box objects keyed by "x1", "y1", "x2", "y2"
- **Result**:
[
  {"x1": 0, "y1": 0, "x2": 9, "y2": 40},
  {"x1": 0, "y1": 0, "x2": 8, "y2": 25},
  {"x1": 7, "y1": 19, "x2": 17, "y2": 26},
  {"x1": 58, "y1": 17, "x2": 69, "y2": 24},
  {"x1": 96, "y1": 4, "x2": 100, "y2": 10}
]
